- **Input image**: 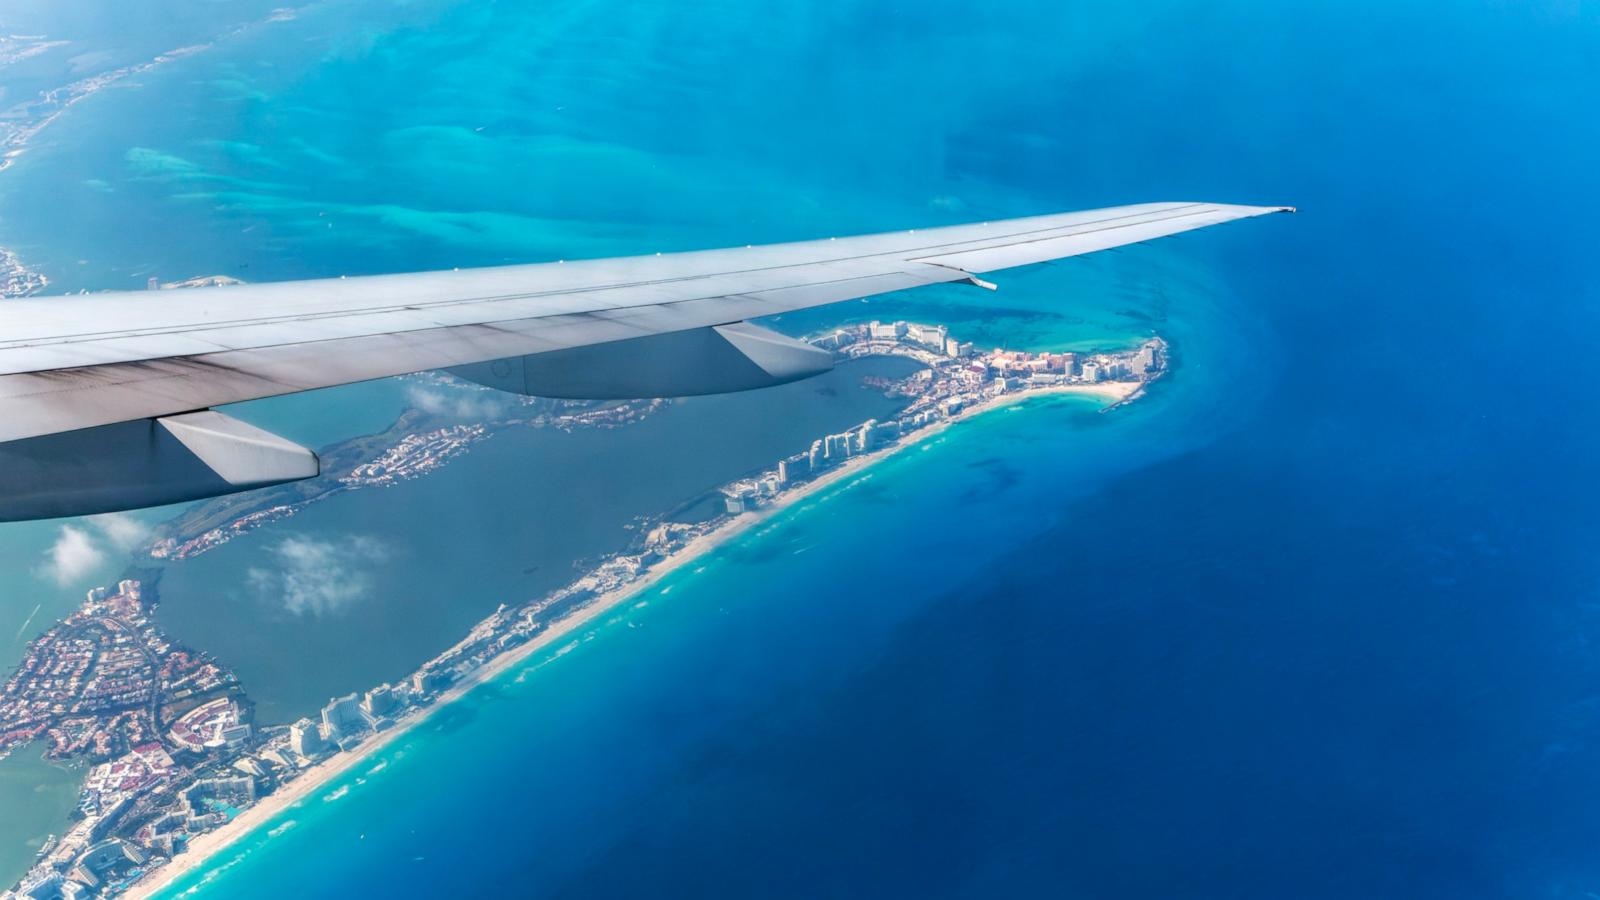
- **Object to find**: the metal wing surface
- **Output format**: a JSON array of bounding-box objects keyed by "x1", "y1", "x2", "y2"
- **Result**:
[
  {"x1": 0, "y1": 202, "x2": 1290, "y2": 443},
  {"x1": 0, "y1": 200, "x2": 1291, "y2": 520}
]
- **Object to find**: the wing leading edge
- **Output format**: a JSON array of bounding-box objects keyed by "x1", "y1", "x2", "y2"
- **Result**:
[{"x1": 0, "y1": 201, "x2": 1291, "y2": 520}]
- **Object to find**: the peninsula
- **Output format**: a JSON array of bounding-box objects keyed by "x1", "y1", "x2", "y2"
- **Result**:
[{"x1": 3, "y1": 322, "x2": 1165, "y2": 900}]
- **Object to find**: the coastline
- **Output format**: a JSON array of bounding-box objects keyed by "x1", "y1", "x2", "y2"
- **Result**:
[
  {"x1": 0, "y1": 10, "x2": 308, "y2": 301},
  {"x1": 124, "y1": 379, "x2": 1137, "y2": 899},
  {"x1": 0, "y1": 246, "x2": 47, "y2": 298}
]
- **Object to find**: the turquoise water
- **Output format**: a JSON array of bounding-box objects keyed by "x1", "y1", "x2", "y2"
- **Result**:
[
  {"x1": 153, "y1": 387, "x2": 1181, "y2": 899},
  {"x1": 0, "y1": 743, "x2": 79, "y2": 889},
  {"x1": 1, "y1": 0, "x2": 1597, "y2": 896}
]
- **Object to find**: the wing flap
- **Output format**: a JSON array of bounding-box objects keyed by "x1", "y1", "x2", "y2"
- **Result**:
[{"x1": 0, "y1": 410, "x2": 318, "y2": 522}]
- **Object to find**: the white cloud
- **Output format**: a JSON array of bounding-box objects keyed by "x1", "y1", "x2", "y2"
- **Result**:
[
  {"x1": 89, "y1": 512, "x2": 151, "y2": 551},
  {"x1": 407, "y1": 385, "x2": 506, "y2": 420},
  {"x1": 37, "y1": 526, "x2": 106, "y2": 588},
  {"x1": 35, "y1": 514, "x2": 153, "y2": 589},
  {"x1": 248, "y1": 534, "x2": 391, "y2": 617}
]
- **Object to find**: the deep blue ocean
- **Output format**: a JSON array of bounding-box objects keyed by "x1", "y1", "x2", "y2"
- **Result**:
[{"x1": 2, "y1": 0, "x2": 1598, "y2": 897}]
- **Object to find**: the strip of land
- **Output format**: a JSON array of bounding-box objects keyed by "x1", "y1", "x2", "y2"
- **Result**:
[
  {"x1": 5, "y1": 321, "x2": 1160, "y2": 899},
  {"x1": 122, "y1": 377, "x2": 1136, "y2": 899}
]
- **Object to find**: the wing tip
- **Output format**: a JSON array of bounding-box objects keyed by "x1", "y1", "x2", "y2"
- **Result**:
[
  {"x1": 1236, "y1": 203, "x2": 1295, "y2": 216},
  {"x1": 1234, "y1": 203, "x2": 1297, "y2": 218},
  {"x1": 1171, "y1": 201, "x2": 1296, "y2": 217}
]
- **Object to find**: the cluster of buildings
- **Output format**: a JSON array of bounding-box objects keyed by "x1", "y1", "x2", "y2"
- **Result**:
[
  {"x1": 12, "y1": 842, "x2": 144, "y2": 900},
  {"x1": 342, "y1": 424, "x2": 488, "y2": 487},
  {"x1": 722, "y1": 322, "x2": 1165, "y2": 514},
  {"x1": 17, "y1": 763, "x2": 258, "y2": 899},
  {"x1": 2, "y1": 582, "x2": 263, "y2": 899},
  {"x1": 7, "y1": 588, "x2": 561, "y2": 899},
  {"x1": 81, "y1": 745, "x2": 178, "y2": 808},
  {"x1": 280, "y1": 599, "x2": 566, "y2": 768},
  {"x1": 0, "y1": 246, "x2": 47, "y2": 298},
  {"x1": 294, "y1": 680, "x2": 410, "y2": 757},
  {"x1": 0, "y1": 582, "x2": 235, "y2": 764},
  {"x1": 543, "y1": 398, "x2": 663, "y2": 432},
  {"x1": 812, "y1": 319, "x2": 974, "y2": 359},
  {"x1": 147, "y1": 503, "x2": 301, "y2": 561},
  {"x1": 166, "y1": 699, "x2": 250, "y2": 754}
]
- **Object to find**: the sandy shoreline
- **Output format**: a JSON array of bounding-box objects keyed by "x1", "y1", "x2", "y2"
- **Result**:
[{"x1": 125, "y1": 379, "x2": 1136, "y2": 898}]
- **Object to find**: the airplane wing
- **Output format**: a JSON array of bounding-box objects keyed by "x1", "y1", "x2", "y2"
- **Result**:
[{"x1": 0, "y1": 201, "x2": 1290, "y2": 520}]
